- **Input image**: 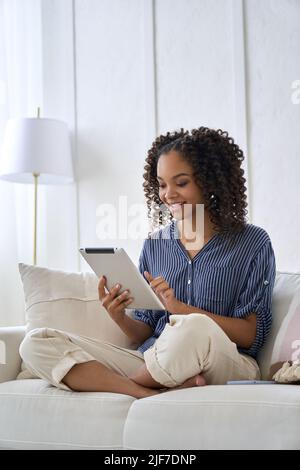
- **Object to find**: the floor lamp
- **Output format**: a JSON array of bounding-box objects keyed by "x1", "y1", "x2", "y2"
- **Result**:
[{"x1": 0, "y1": 115, "x2": 74, "y2": 265}]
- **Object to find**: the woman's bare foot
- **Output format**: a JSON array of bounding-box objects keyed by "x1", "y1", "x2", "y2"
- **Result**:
[
  {"x1": 167, "y1": 374, "x2": 206, "y2": 392},
  {"x1": 138, "y1": 374, "x2": 206, "y2": 397}
]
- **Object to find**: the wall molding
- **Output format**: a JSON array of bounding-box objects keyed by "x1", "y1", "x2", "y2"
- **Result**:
[
  {"x1": 143, "y1": 0, "x2": 158, "y2": 146},
  {"x1": 231, "y1": 0, "x2": 251, "y2": 222},
  {"x1": 71, "y1": 0, "x2": 81, "y2": 270}
]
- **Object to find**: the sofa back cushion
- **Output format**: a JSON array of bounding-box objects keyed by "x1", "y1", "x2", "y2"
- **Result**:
[
  {"x1": 18, "y1": 263, "x2": 136, "y2": 349},
  {"x1": 257, "y1": 271, "x2": 300, "y2": 379}
]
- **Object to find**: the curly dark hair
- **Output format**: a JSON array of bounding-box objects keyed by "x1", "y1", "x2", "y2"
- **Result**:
[{"x1": 143, "y1": 127, "x2": 249, "y2": 240}]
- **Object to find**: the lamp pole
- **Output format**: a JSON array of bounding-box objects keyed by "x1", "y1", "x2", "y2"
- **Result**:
[
  {"x1": 32, "y1": 107, "x2": 41, "y2": 265},
  {"x1": 33, "y1": 172, "x2": 39, "y2": 265}
]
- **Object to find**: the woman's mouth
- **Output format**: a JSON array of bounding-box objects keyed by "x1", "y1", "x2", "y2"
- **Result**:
[{"x1": 169, "y1": 202, "x2": 186, "y2": 211}]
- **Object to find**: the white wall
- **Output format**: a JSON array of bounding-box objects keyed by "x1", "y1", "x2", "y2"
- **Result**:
[
  {"x1": 40, "y1": 0, "x2": 79, "y2": 271},
  {"x1": 244, "y1": 0, "x2": 300, "y2": 272},
  {"x1": 41, "y1": 0, "x2": 300, "y2": 272},
  {"x1": 75, "y1": 0, "x2": 148, "y2": 267}
]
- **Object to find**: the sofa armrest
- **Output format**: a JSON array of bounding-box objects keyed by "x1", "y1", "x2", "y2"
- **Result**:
[{"x1": 0, "y1": 326, "x2": 26, "y2": 383}]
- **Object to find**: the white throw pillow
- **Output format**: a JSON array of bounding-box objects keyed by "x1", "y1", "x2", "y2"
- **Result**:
[
  {"x1": 257, "y1": 271, "x2": 300, "y2": 379},
  {"x1": 18, "y1": 263, "x2": 137, "y2": 378},
  {"x1": 269, "y1": 288, "x2": 300, "y2": 380}
]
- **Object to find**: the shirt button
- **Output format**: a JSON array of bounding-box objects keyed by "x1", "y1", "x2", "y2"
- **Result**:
[
  {"x1": 188, "y1": 280, "x2": 191, "y2": 285},
  {"x1": 188, "y1": 261, "x2": 192, "y2": 264},
  {"x1": 264, "y1": 280, "x2": 269, "y2": 286}
]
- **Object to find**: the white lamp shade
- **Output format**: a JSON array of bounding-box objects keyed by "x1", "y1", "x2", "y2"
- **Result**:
[{"x1": 0, "y1": 118, "x2": 74, "y2": 184}]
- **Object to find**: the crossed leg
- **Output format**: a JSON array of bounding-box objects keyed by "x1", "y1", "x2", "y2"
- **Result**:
[{"x1": 129, "y1": 363, "x2": 206, "y2": 391}]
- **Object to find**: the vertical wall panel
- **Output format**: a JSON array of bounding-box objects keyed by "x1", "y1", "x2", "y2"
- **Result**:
[
  {"x1": 75, "y1": 0, "x2": 148, "y2": 265},
  {"x1": 244, "y1": 0, "x2": 300, "y2": 271},
  {"x1": 155, "y1": 0, "x2": 236, "y2": 135},
  {"x1": 41, "y1": 0, "x2": 79, "y2": 271}
]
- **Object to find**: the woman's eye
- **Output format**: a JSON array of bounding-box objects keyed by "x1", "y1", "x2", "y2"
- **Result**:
[{"x1": 159, "y1": 182, "x2": 188, "y2": 189}]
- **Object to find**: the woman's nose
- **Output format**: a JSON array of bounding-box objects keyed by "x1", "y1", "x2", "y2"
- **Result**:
[{"x1": 165, "y1": 188, "x2": 179, "y2": 200}]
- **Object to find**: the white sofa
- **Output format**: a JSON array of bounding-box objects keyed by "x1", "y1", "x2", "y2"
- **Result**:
[{"x1": 0, "y1": 271, "x2": 300, "y2": 450}]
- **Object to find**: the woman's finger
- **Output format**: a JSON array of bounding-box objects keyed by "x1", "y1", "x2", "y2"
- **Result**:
[
  {"x1": 144, "y1": 271, "x2": 169, "y2": 292},
  {"x1": 149, "y1": 276, "x2": 166, "y2": 289},
  {"x1": 108, "y1": 283, "x2": 122, "y2": 297},
  {"x1": 98, "y1": 276, "x2": 107, "y2": 300},
  {"x1": 109, "y1": 290, "x2": 131, "y2": 310},
  {"x1": 144, "y1": 271, "x2": 154, "y2": 282},
  {"x1": 155, "y1": 282, "x2": 170, "y2": 295},
  {"x1": 100, "y1": 281, "x2": 121, "y2": 306},
  {"x1": 161, "y1": 288, "x2": 173, "y2": 299}
]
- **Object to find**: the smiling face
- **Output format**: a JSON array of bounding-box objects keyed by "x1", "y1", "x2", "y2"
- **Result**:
[{"x1": 157, "y1": 150, "x2": 204, "y2": 222}]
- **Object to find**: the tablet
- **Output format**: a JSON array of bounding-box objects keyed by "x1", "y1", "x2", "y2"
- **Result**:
[{"x1": 79, "y1": 247, "x2": 165, "y2": 311}]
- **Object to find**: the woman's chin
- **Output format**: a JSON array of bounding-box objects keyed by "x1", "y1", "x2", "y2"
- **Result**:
[
  {"x1": 171, "y1": 210, "x2": 193, "y2": 220},
  {"x1": 171, "y1": 212, "x2": 183, "y2": 221}
]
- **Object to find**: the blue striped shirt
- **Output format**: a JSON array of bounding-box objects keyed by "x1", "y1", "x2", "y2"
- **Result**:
[{"x1": 133, "y1": 221, "x2": 276, "y2": 358}]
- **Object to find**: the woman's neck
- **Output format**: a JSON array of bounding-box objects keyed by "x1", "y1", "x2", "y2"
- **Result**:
[{"x1": 177, "y1": 212, "x2": 216, "y2": 244}]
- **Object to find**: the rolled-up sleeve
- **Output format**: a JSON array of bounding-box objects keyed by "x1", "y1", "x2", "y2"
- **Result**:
[{"x1": 233, "y1": 241, "x2": 276, "y2": 358}]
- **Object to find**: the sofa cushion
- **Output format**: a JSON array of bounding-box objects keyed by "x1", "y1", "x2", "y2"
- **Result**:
[
  {"x1": 123, "y1": 385, "x2": 300, "y2": 450},
  {"x1": 257, "y1": 271, "x2": 300, "y2": 379},
  {"x1": 0, "y1": 379, "x2": 135, "y2": 450}
]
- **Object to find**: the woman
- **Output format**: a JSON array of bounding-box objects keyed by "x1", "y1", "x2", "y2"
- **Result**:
[{"x1": 20, "y1": 127, "x2": 276, "y2": 399}]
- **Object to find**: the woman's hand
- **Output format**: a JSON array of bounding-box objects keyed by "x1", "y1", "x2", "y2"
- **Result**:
[
  {"x1": 144, "y1": 271, "x2": 184, "y2": 314},
  {"x1": 98, "y1": 276, "x2": 134, "y2": 324}
]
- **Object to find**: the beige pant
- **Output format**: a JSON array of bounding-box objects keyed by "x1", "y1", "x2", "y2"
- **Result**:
[{"x1": 19, "y1": 314, "x2": 260, "y2": 391}]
